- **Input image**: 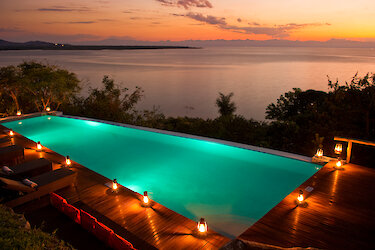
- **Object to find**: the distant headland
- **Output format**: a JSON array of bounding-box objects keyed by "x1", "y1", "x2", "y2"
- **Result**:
[{"x1": 0, "y1": 39, "x2": 197, "y2": 50}]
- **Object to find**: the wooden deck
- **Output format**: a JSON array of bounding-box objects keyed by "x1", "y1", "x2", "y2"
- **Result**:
[
  {"x1": 0, "y1": 125, "x2": 230, "y2": 250},
  {"x1": 238, "y1": 161, "x2": 375, "y2": 249}
]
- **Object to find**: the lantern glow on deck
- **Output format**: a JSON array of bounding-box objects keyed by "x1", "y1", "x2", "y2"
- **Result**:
[
  {"x1": 297, "y1": 190, "x2": 304, "y2": 204},
  {"x1": 336, "y1": 159, "x2": 343, "y2": 168},
  {"x1": 36, "y1": 141, "x2": 42, "y2": 152},
  {"x1": 315, "y1": 148, "x2": 323, "y2": 157},
  {"x1": 197, "y1": 218, "x2": 208, "y2": 233},
  {"x1": 143, "y1": 191, "x2": 149, "y2": 205},
  {"x1": 65, "y1": 156, "x2": 71, "y2": 167},
  {"x1": 334, "y1": 143, "x2": 343, "y2": 155},
  {"x1": 112, "y1": 179, "x2": 118, "y2": 191}
]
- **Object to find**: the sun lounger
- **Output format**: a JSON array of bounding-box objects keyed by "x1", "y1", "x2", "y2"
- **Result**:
[
  {"x1": 49, "y1": 193, "x2": 136, "y2": 250},
  {"x1": 1, "y1": 158, "x2": 52, "y2": 179},
  {"x1": 94, "y1": 220, "x2": 114, "y2": 245},
  {"x1": 80, "y1": 209, "x2": 97, "y2": 234},
  {"x1": 50, "y1": 192, "x2": 67, "y2": 213},
  {"x1": 1, "y1": 168, "x2": 76, "y2": 208},
  {"x1": 62, "y1": 203, "x2": 81, "y2": 224},
  {"x1": 0, "y1": 145, "x2": 24, "y2": 166},
  {"x1": 110, "y1": 233, "x2": 136, "y2": 250},
  {"x1": 0, "y1": 137, "x2": 11, "y2": 145}
]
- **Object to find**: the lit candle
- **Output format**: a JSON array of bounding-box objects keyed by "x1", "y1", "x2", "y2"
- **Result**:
[
  {"x1": 16, "y1": 111, "x2": 21, "y2": 116},
  {"x1": 316, "y1": 148, "x2": 323, "y2": 157},
  {"x1": 46, "y1": 106, "x2": 51, "y2": 112},
  {"x1": 143, "y1": 191, "x2": 149, "y2": 205},
  {"x1": 36, "y1": 141, "x2": 42, "y2": 152},
  {"x1": 65, "y1": 156, "x2": 71, "y2": 166},
  {"x1": 9, "y1": 130, "x2": 14, "y2": 137},
  {"x1": 112, "y1": 179, "x2": 118, "y2": 191},
  {"x1": 334, "y1": 143, "x2": 342, "y2": 154},
  {"x1": 197, "y1": 218, "x2": 208, "y2": 233},
  {"x1": 297, "y1": 190, "x2": 304, "y2": 204},
  {"x1": 336, "y1": 159, "x2": 342, "y2": 168}
]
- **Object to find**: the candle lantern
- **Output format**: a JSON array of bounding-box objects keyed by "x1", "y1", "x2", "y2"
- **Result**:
[
  {"x1": 36, "y1": 141, "x2": 42, "y2": 152},
  {"x1": 316, "y1": 148, "x2": 323, "y2": 157},
  {"x1": 143, "y1": 191, "x2": 149, "y2": 205},
  {"x1": 197, "y1": 218, "x2": 208, "y2": 233},
  {"x1": 334, "y1": 143, "x2": 342, "y2": 155}
]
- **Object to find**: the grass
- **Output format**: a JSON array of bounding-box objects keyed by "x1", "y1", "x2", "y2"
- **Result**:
[{"x1": 0, "y1": 205, "x2": 73, "y2": 250}]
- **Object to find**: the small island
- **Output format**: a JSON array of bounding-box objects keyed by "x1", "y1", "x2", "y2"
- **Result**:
[{"x1": 0, "y1": 39, "x2": 197, "y2": 50}]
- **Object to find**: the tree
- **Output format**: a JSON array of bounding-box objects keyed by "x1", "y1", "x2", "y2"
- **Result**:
[
  {"x1": 216, "y1": 92, "x2": 237, "y2": 117},
  {"x1": 327, "y1": 73, "x2": 375, "y2": 137},
  {"x1": 81, "y1": 75, "x2": 144, "y2": 122},
  {"x1": 19, "y1": 62, "x2": 80, "y2": 111},
  {"x1": 0, "y1": 65, "x2": 23, "y2": 114}
]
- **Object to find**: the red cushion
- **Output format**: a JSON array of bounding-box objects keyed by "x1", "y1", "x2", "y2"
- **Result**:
[
  {"x1": 94, "y1": 220, "x2": 113, "y2": 245},
  {"x1": 50, "y1": 193, "x2": 67, "y2": 212},
  {"x1": 110, "y1": 233, "x2": 136, "y2": 250},
  {"x1": 80, "y1": 210, "x2": 97, "y2": 233},
  {"x1": 62, "y1": 203, "x2": 81, "y2": 224}
]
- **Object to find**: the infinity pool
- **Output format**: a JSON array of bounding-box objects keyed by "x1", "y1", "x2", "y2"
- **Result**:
[{"x1": 3, "y1": 115, "x2": 319, "y2": 237}]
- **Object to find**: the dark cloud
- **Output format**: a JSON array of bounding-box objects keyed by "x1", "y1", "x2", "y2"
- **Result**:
[
  {"x1": 0, "y1": 27, "x2": 23, "y2": 32},
  {"x1": 68, "y1": 21, "x2": 96, "y2": 24},
  {"x1": 248, "y1": 22, "x2": 260, "y2": 26},
  {"x1": 156, "y1": 0, "x2": 212, "y2": 9},
  {"x1": 171, "y1": 13, "x2": 185, "y2": 16},
  {"x1": 97, "y1": 19, "x2": 115, "y2": 22},
  {"x1": 37, "y1": 6, "x2": 91, "y2": 12},
  {"x1": 186, "y1": 13, "x2": 226, "y2": 25},
  {"x1": 184, "y1": 12, "x2": 330, "y2": 38},
  {"x1": 130, "y1": 17, "x2": 159, "y2": 20},
  {"x1": 43, "y1": 21, "x2": 96, "y2": 24},
  {"x1": 223, "y1": 22, "x2": 331, "y2": 38}
]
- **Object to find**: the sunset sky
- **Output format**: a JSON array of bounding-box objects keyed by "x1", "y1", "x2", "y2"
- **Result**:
[{"x1": 1, "y1": 0, "x2": 374, "y2": 43}]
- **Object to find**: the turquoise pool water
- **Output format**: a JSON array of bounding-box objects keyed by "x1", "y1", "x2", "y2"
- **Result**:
[{"x1": 3, "y1": 115, "x2": 319, "y2": 237}]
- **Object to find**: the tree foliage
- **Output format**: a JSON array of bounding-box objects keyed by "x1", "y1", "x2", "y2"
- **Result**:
[
  {"x1": 216, "y1": 92, "x2": 237, "y2": 117},
  {"x1": 0, "y1": 61, "x2": 80, "y2": 115},
  {"x1": 70, "y1": 75, "x2": 144, "y2": 122}
]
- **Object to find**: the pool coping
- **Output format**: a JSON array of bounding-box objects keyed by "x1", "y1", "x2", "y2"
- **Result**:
[
  {"x1": 1, "y1": 112, "x2": 312, "y2": 163},
  {"x1": 1, "y1": 112, "x2": 313, "y2": 163},
  {"x1": 58, "y1": 114, "x2": 313, "y2": 163}
]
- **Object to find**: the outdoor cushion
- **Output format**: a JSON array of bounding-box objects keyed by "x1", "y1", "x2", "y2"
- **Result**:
[
  {"x1": 50, "y1": 193, "x2": 67, "y2": 212},
  {"x1": 62, "y1": 203, "x2": 81, "y2": 224},
  {"x1": 1, "y1": 165, "x2": 13, "y2": 174},
  {"x1": 4, "y1": 158, "x2": 52, "y2": 178},
  {"x1": 80, "y1": 209, "x2": 97, "y2": 234},
  {"x1": 22, "y1": 178, "x2": 38, "y2": 188},
  {"x1": 0, "y1": 145, "x2": 24, "y2": 166},
  {"x1": 109, "y1": 233, "x2": 136, "y2": 250},
  {"x1": 0, "y1": 176, "x2": 35, "y2": 193},
  {"x1": 94, "y1": 220, "x2": 113, "y2": 245}
]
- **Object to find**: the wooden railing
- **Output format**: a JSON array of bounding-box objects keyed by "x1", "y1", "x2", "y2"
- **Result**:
[{"x1": 334, "y1": 137, "x2": 375, "y2": 163}]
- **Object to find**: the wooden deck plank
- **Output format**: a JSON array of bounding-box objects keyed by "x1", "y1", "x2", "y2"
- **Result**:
[{"x1": 238, "y1": 161, "x2": 375, "y2": 249}]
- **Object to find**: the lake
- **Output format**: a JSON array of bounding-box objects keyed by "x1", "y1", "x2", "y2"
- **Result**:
[{"x1": 1, "y1": 47, "x2": 374, "y2": 120}]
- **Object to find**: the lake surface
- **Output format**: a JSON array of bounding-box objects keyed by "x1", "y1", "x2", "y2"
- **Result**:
[{"x1": 1, "y1": 47, "x2": 374, "y2": 120}]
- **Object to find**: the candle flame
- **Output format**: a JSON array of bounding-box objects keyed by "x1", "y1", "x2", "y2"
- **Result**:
[{"x1": 197, "y1": 218, "x2": 207, "y2": 233}]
